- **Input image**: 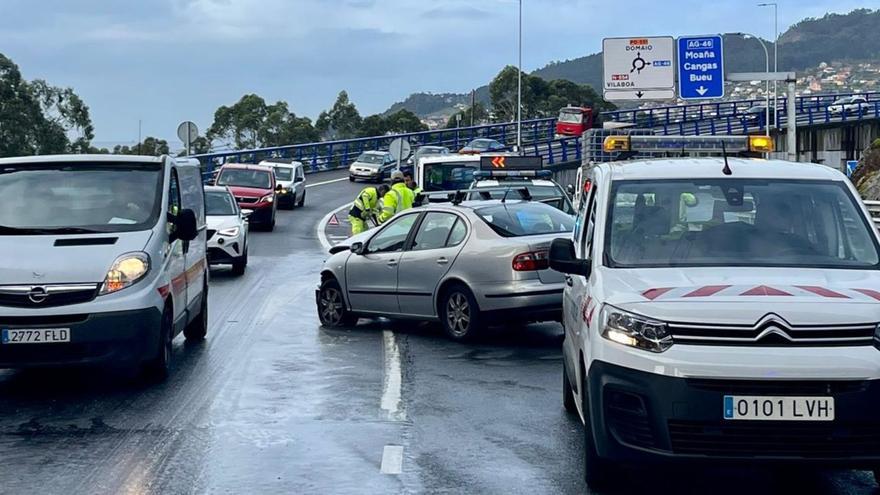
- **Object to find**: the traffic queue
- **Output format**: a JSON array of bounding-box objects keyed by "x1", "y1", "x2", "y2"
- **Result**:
[{"x1": 318, "y1": 134, "x2": 880, "y2": 490}]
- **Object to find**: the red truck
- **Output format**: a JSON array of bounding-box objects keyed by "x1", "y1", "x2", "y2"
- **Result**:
[{"x1": 554, "y1": 106, "x2": 594, "y2": 138}]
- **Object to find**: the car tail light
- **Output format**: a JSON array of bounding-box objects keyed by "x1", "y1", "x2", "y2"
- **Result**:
[{"x1": 512, "y1": 251, "x2": 549, "y2": 271}]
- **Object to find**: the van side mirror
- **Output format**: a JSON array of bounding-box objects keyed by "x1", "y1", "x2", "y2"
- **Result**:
[
  {"x1": 350, "y1": 242, "x2": 365, "y2": 255},
  {"x1": 171, "y1": 209, "x2": 199, "y2": 242},
  {"x1": 275, "y1": 184, "x2": 283, "y2": 192},
  {"x1": 549, "y1": 238, "x2": 591, "y2": 277},
  {"x1": 294, "y1": 176, "x2": 304, "y2": 183},
  {"x1": 566, "y1": 184, "x2": 575, "y2": 196}
]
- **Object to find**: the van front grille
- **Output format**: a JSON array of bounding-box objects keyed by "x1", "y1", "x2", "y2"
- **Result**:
[{"x1": 0, "y1": 284, "x2": 99, "y2": 308}]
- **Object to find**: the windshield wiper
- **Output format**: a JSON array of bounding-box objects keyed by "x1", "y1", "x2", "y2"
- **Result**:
[{"x1": 0, "y1": 226, "x2": 102, "y2": 235}]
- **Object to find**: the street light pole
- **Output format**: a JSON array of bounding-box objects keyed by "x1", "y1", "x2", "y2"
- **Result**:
[
  {"x1": 516, "y1": 0, "x2": 522, "y2": 154},
  {"x1": 729, "y1": 32, "x2": 770, "y2": 138},
  {"x1": 758, "y1": 3, "x2": 778, "y2": 129}
]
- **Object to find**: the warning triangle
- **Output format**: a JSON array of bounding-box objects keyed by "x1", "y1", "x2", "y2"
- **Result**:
[{"x1": 328, "y1": 214, "x2": 339, "y2": 226}]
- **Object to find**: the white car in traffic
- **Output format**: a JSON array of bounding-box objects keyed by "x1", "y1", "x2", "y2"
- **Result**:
[
  {"x1": 260, "y1": 159, "x2": 306, "y2": 209},
  {"x1": 828, "y1": 95, "x2": 870, "y2": 116},
  {"x1": 550, "y1": 135, "x2": 880, "y2": 491},
  {"x1": 205, "y1": 186, "x2": 249, "y2": 275}
]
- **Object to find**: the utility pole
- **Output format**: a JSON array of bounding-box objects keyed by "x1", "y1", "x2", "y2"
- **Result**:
[
  {"x1": 516, "y1": 0, "x2": 522, "y2": 154},
  {"x1": 470, "y1": 89, "x2": 476, "y2": 127}
]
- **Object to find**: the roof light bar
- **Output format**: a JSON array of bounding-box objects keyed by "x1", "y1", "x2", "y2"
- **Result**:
[
  {"x1": 473, "y1": 170, "x2": 552, "y2": 179},
  {"x1": 603, "y1": 135, "x2": 774, "y2": 154}
]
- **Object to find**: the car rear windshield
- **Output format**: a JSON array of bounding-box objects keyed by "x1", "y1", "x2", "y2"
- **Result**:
[
  {"x1": 357, "y1": 153, "x2": 385, "y2": 165},
  {"x1": 206, "y1": 191, "x2": 238, "y2": 216},
  {"x1": 0, "y1": 162, "x2": 163, "y2": 234},
  {"x1": 274, "y1": 167, "x2": 293, "y2": 181},
  {"x1": 606, "y1": 179, "x2": 880, "y2": 269},
  {"x1": 217, "y1": 168, "x2": 272, "y2": 189},
  {"x1": 475, "y1": 202, "x2": 574, "y2": 237}
]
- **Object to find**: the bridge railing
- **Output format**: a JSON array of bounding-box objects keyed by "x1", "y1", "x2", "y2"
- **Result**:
[
  {"x1": 601, "y1": 91, "x2": 880, "y2": 128},
  {"x1": 194, "y1": 118, "x2": 557, "y2": 179}
]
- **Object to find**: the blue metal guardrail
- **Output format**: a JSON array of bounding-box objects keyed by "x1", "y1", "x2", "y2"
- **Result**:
[
  {"x1": 195, "y1": 92, "x2": 880, "y2": 181},
  {"x1": 195, "y1": 118, "x2": 557, "y2": 180},
  {"x1": 600, "y1": 91, "x2": 880, "y2": 129}
]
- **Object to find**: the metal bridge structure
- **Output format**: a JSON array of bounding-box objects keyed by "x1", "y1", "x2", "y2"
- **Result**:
[{"x1": 194, "y1": 91, "x2": 880, "y2": 179}]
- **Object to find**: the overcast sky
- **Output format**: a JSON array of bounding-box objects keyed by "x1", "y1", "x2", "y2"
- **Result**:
[{"x1": 0, "y1": 0, "x2": 864, "y2": 148}]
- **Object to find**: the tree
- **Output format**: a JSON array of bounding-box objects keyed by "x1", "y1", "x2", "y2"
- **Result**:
[
  {"x1": 207, "y1": 94, "x2": 319, "y2": 149},
  {"x1": 445, "y1": 103, "x2": 489, "y2": 128},
  {"x1": 113, "y1": 137, "x2": 169, "y2": 156},
  {"x1": 384, "y1": 109, "x2": 428, "y2": 134},
  {"x1": 29, "y1": 79, "x2": 95, "y2": 153},
  {"x1": 0, "y1": 53, "x2": 96, "y2": 157},
  {"x1": 316, "y1": 91, "x2": 363, "y2": 140},
  {"x1": 489, "y1": 66, "x2": 615, "y2": 122}
]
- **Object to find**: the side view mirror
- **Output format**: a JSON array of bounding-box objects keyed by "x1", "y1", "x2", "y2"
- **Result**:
[
  {"x1": 171, "y1": 208, "x2": 199, "y2": 242},
  {"x1": 241, "y1": 209, "x2": 253, "y2": 220},
  {"x1": 275, "y1": 184, "x2": 283, "y2": 192},
  {"x1": 549, "y1": 238, "x2": 591, "y2": 277},
  {"x1": 294, "y1": 176, "x2": 304, "y2": 183},
  {"x1": 566, "y1": 184, "x2": 575, "y2": 196},
  {"x1": 350, "y1": 241, "x2": 366, "y2": 255}
]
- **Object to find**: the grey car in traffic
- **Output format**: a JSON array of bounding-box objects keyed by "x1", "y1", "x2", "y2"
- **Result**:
[{"x1": 316, "y1": 200, "x2": 574, "y2": 340}]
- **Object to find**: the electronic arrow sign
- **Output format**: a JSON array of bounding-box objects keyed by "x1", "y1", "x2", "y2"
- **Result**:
[
  {"x1": 479, "y1": 155, "x2": 543, "y2": 171},
  {"x1": 677, "y1": 35, "x2": 724, "y2": 99}
]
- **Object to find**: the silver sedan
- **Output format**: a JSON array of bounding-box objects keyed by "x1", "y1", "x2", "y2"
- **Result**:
[{"x1": 316, "y1": 200, "x2": 575, "y2": 340}]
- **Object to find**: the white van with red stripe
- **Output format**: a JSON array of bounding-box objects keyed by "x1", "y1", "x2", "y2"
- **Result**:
[{"x1": 549, "y1": 139, "x2": 880, "y2": 490}]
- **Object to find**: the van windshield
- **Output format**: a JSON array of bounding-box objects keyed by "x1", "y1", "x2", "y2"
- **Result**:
[
  {"x1": 273, "y1": 167, "x2": 293, "y2": 181},
  {"x1": 423, "y1": 163, "x2": 477, "y2": 191},
  {"x1": 0, "y1": 163, "x2": 163, "y2": 234},
  {"x1": 606, "y1": 179, "x2": 880, "y2": 268}
]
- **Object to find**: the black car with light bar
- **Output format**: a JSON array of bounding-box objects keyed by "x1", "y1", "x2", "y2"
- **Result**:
[{"x1": 469, "y1": 155, "x2": 576, "y2": 214}]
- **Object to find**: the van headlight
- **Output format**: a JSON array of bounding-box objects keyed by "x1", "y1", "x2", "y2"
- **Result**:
[
  {"x1": 100, "y1": 252, "x2": 150, "y2": 295},
  {"x1": 600, "y1": 305, "x2": 672, "y2": 353},
  {"x1": 260, "y1": 194, "x2": 274, "y2": 203}
]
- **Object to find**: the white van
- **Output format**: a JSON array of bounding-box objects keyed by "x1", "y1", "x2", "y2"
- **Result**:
[
  {"x1": 550, "y1": 135, "x2": 880, "y2": 490},
  {"x1": 0, "y1": 155, "x2": 209, "y2": 381},
  {"x1": 259, "y1": 159, "x2": 306, "y2": 209}
]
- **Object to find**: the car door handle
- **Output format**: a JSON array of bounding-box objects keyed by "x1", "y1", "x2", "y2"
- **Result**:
[
  {"x1": 564, "y1": 275, "x2": 573, "y2": 287},
  {"x1": 387, "y1": 260, "x2": 398, "y2": 267},
  {"x1": 436, "y1": 257, "x2": 449, "y2": 265}
]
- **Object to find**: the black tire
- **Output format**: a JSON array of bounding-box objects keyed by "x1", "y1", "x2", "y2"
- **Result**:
[
  {"x1": 144, "y1": 305, "x2": 173, "y2": 382},
  {"x1": 266, "y1": 218, "x2": 275, "y2": 232},
  {"x1": 873, "y1": 469, "x2": 880, "y2": 487},
  {"x1": 439, "y1": 284, "x2": 482, "y2": 341},
  {"x1": 582, "y1": 368, "x2": 614, "y2": 491},
  {"x1": 231, "y1": 246, "x2": 248, "y2": 276},
  {"x1": 317, "y1": 278, "x2": 357, "y2": 327},
  {"x1": 563, "y1": 359, "x2": 577, "y2": 414},
  {"x1": 349, "y1": 176, "x2": 355, "y2": 182},
  {"x1": 297, "y1": 191, "x2": 305, "y2": 207},
  {"x1": 184, "y1": 282, "x2": 208, "y2": 341}
]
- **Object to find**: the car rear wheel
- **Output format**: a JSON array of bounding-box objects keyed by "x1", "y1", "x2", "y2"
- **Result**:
[
  {"x1": 440, "y1": 285, "x2": 482, "y2": 341},
  {"x1": 349, "y1": 176, "x2": 355, "y2": 182},
  {"x1": 318, "y1": 278, "x2": 357, "y2": 328},
  {"x1": 231, "y1": 246, "x2": 248, "y2": 276},
  {"x1": 143, "y1": 305, "x2": 173, "y2": 382},
  {"x1": 298, "y1": 191, "x2": 306, "y2": 207},
  {"x1": 184, "y1": 282, "x2": 208, "y2": 341},
  {"x1": 582, "y1": 368, "x2": 614, "y2": 491}
]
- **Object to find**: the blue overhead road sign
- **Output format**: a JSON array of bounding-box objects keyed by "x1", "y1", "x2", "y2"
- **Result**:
[{"x1": 677, "y1": 35, "x2": 724, "y2": 100}]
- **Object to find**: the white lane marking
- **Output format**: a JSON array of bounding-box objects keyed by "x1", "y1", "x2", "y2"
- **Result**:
[
  {"x1": 316, "y1": 203, "x2": 352, "y2": 251},
  {"x1": 306, "y1": 177, "x2": 349, "y2": 189},
  {"x1": 380, "y1": 330, "x2": 405, "y2": 421},
  {"x1": 380, "y1": 445, "x2": 404, "y2": 475}
]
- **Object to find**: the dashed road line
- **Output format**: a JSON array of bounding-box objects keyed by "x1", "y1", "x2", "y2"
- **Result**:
[{"x1": 380, "y1": 445, "x2": 404, "y2": 475}]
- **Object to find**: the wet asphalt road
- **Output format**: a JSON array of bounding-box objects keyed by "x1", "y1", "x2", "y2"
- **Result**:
[{"x1": 0, "y1": 169, "x2": 877, "y2": 494}]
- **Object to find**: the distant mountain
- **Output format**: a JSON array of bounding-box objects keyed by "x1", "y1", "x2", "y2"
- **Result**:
[{"x1": 385, "y1": 9, "x2": 879, "y2": 117}]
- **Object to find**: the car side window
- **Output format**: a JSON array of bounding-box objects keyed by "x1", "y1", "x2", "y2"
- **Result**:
[
  {"x1": 446, "y1": 219, "x2": 467, "y2": 247},
  {"x1": 581, "y1": 184, "x2": 598, "y2": 260},
  {"x1": 168, "y1": 169, "x2": 181, "y2": 217},
  {"x1": 411, "y1": 212, "x2": 458, "y2": 251},
  {"x1": 368, "y1": 214, "x2": 419, "y2": 254}
]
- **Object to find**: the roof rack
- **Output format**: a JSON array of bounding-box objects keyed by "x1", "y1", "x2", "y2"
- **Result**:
[{"x1": 417, "y1": 186, "x2": 534, "y2": 206}]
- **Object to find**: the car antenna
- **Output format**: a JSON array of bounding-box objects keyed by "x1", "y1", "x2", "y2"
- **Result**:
[
  {"x1": 500, "y1": 187, "x2": 512, "y2": 204},
  {"x1": 721, "y1": 140, "x2": 732, "y2": 176}
]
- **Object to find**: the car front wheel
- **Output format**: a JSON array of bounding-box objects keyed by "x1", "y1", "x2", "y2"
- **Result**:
[
  {"x1": 318, "y1": 278, "x2": 357, "y2": 328},
  {"x1": 582, "y1": 369, "x2": 614, "y2": 491},
  {"x1": 440, "y1": 285, "x2": 482, "y2": 341}
]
